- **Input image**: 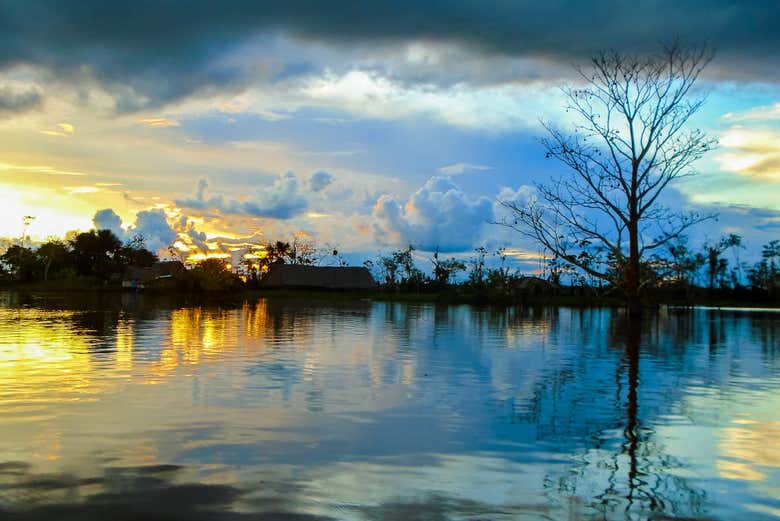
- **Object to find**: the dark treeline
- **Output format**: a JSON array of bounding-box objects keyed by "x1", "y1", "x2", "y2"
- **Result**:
[
  {"x1": 1, "y1": 229, "x2": 779, "y2": 305},
  {"x1": 354, "y1": 238, "x2": 780, "y2": 305},
  {"x1": 1, "y1": 230, "x2": 156, "y2": 284},
  {"x1": 0, "y1": 230, "x2": 241, "y2": 293},
  {"x1": 243, "y1": 236, "x2": 780, "y2": 305}
]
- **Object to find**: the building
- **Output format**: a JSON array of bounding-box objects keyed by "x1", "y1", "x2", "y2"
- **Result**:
[
  {"x1": 260, "y1": 264, "x2": 376, "y2": 290},
  {"x1": 122, "y1": 261, "x2": 185, "y2": 290}
]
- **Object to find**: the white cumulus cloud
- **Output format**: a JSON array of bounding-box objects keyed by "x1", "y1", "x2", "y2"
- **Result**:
[
  {"x1": 92, "y1": 208, "x2": 177, "y2": 254},
  {"x1": 176, "y1": 173, "x2": 309, "y2": 219},
  {"x1": 372, "y1": 176, "x2": 494, "y2": 252}
]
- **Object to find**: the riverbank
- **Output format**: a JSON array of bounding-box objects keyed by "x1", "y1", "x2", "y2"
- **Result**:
[{"x1": 2, "y1": 280, "x2": 778, "y2": 310}]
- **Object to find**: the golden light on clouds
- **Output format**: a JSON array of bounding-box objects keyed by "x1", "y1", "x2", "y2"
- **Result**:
[
  {"x1": 716, "y1": 102, "x2": 780, "y2": 182},
  {"x1": 40, "y1": 122, "x2": 75, "y2": 137},
  {"x1": 184, "y1": 252, "x2": 230, "y2": 264},
  {"x1": 135, "y1": 117, "x2": 180, "y2": 128},
  {"x1": 0, "y1": 161, "x2": 86, "y2": 177},
  {"x1": 717, "y1": 127, "x2": 780, "y2": 171},
  {"x1": 64, "y1": 185, "x2": 101, "y2": 194}
]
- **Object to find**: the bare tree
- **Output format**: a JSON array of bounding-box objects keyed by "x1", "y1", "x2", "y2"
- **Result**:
[{"x1": 500, "y1": 43, "x2": 716, "y2": 316}]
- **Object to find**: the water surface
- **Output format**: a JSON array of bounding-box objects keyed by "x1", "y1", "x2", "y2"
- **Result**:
[{"x1": 0, "y1": 292, "x2": 778, "y2": 520}]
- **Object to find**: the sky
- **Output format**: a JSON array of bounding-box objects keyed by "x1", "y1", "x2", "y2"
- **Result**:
[{"x1": 1, "y1": 1, "x2": 779, "y2": 269}]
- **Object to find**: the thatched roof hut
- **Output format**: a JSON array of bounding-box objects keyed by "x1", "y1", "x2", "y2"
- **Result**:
[
  {"x1": 122, "y1": 261, "x2": 185, "y2": 289},
  {"x1": 261, "y1": 264, "x2": 376, "y2": 290},
  {"x1": 511, "y1": 276, "x2": 556, "y2": 296}
]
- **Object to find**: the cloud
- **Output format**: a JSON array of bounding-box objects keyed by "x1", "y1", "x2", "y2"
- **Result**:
[
  {"x1": 241, "y1": 172, "x2": 308, "y2": 218},
  {"x1": 723, "y1": 102, "x2": 780, "y2": 122},
  {"x1": 496, "y1": 185, "x2": 536, "y2": 207},
  {"x1": 0, "y1": 84, "x2": 41, "y2": 116},
  {"x1": 0, "y1": 162, "x2": 86, "y2": 178},
  {"x1": 93, "y1": 208, "x2": 124, "y2": 237},
  {"x1": 176, "y1": 173, "x2": 309, "y2": 219},
  {"x1": 301, "y1": 69, "x2": 561, "y2": 130},
  {"x1": 716, "y1": 126, "x2": 780, "y2": 181},
  {"x1": 92, "y1": 207, "x2": 177, "y2": 253},
  {"x1": 438, "y1": 162, "x2": 492, "y2": 175},
  {"x1": 64, "y1": 185, "x2": 99, "y2": 194},
  {"x1": 309, "y1": 170, "x2": 334, "y2": 192},
  {"x1": 136, "y1": 117, "x2": 180, "y2": 128},
  {"x1": 0, "y1": 2, "x2": 777, "y2": 111},
  {"x1": 372, "y1": 176, "x2": 493, "y2": 252},
  {"x1": 40, "y1": 122, "x2": 76, "y2": 137},
  {"x1": 131, "y1": 209, "x2": 178, "y2": 252}
]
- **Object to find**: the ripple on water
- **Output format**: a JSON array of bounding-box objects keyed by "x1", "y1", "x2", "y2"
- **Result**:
[{"x1": 0, "y1": 296, "x2": 778, "y2": 520}]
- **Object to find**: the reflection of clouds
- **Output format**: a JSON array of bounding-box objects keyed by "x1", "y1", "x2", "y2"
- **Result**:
[
  {"x1": 719, "y1": 419, "x2": 780, "y2": 481},
  {"x1": 0, "y1": 462, "x2": 328, "y2": 521},
  {"x1": 303, "y1": 454, "x2": 560, "y2": 520}
]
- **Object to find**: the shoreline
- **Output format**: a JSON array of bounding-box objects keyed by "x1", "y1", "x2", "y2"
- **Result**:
[{"x1": 1, "y1": 283, "x2": 778, "y2": 310}]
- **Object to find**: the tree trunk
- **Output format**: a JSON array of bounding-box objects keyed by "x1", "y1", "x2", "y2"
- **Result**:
[{"x1": 626, "y1": 218, "x2": 642, "y2": 319}]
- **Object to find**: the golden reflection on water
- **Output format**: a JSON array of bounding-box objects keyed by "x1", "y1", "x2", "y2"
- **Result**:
[
  {"x1": 0, "y1": 310, "x2": 97, "y2": 404},
  {"x1": 718, "y1": 418, "x2": 780, "y2": 482},
  {"x1": 115, "y1": 317, "x2": 134, "y2": 372},
  {"x1": 145, "y1": 307, "x2": 245, "y2": 383}
]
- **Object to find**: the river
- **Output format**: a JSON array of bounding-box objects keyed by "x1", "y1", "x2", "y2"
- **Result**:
[{"x1": 0, "y1": 292, "x2": 778, "y2": 520}]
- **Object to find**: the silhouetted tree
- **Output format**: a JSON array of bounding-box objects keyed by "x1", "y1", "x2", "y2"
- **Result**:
[
  {"x1": 288, "y1": 236, "x2": 317, "y2": 265},
  {"x1": 37, "y1": 238, "x2": 71, "y2": 281},
  {"x1": 190, "y1": 258, "x2": 241, "y2": 291},
  {"x1": 468, "y1": 247, "x2": 488, "y2": 288},
  {"x1": 702, "y1": 234, "x2": 742, "y2": 290},
  {"x1": 378, "y1": 246, "x2": 425, "y2": 289},
  {"x1": 120, "y1": 234, "x2": 158, "y2": 267},
  {"x1": 263, "y1": 241, "x2": 292, "y2": 267},
  {"x1": 665, "y1": 237, "x2": 703, "y2": 286},
  {"x1": 69, "y1": 229, "x2": 123, "y2": 278},
  {"x1": 431, "y1": 248, "x2": 466, "y2": 288},
  {"x1": 499, "y1": 44, "x2": 715, "y2": 316},
  {"x1": 749, "y1": 240, "x2": 780, "y2": 296},
  {"x1": 0, "y1": 245, "x2": 40, "y2": 282}
]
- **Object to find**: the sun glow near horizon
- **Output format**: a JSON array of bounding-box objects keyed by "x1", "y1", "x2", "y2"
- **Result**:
[{"x1": 0, "y1": 183, "x2": 94, "y2": 241}]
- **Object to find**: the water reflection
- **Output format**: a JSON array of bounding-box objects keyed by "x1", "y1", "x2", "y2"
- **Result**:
[{"x1": 0, "y1": 293, "x2": 778, "y2": 520}]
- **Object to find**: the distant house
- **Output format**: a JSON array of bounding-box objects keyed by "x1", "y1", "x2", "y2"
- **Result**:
[
  {"x1": 511, "y1": 276, "x2": 556, "y2": 296},
  {"x1": 261, "y1": 264, "x2": 376, "y2": 290},
  {"x1": 122, "y1": 261, "x2": 185, "y2": 290}
]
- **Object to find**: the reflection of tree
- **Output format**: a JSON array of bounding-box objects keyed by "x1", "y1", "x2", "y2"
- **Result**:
[
  {"x1": 749, "y1": 312, "x2": 780, "y2": 360},
  {"x1": 623, "y1": 318, "x2": 642, "y2": 510},
  {"x1": 536, "y1": 314, "x2": 708, "y2": 519}
]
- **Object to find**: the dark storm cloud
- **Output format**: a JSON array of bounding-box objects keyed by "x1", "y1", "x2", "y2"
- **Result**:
[{"x1": 0, "y1": 1, "x2": 777, "y2": 109}]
